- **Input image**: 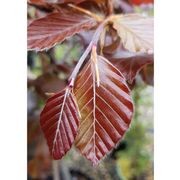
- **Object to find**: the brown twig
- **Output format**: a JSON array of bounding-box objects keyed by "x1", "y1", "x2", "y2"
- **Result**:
[
  {"x1": 68, "y1": 20, "x2": 107, "y2": 86},
  {"x1": 106, "y1": 0, "x2": 114, "y2": 15},
  {"x1": 68, "y1": 4, "x2": 103, "y2": 22}
]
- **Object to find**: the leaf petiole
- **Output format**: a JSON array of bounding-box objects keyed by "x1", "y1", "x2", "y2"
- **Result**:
[
  {"x1": 68, "y1": 20, "x2": 107, "y2": 86},
  {"x1": 68, "y1": 4, "x2": 103, "y2": 22}
]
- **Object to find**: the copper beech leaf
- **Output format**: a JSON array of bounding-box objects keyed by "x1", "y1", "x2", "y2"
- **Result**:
[
  {"x1": 112, "y1": 14, "x2": 153, "y2": 53},
  {"x1": 73, "y1": 49, "x2": 134, "y2": 165},
  {"x1": 40, "y1": 88, "x2": 80, "y2": 159},
  {"x1": 110, "y1": 53, "x2": 153, "y2": 83},
  {"x1": 28, "y1": 11, "x2": 97, "y2": 51}
]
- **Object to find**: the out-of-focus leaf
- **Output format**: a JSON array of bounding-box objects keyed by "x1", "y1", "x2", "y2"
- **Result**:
[
  {"x1": 128, "y1": 0, "x2": 154, "y2": 6},
  {"x1": 28, "y1": 0, "x2": 50, "y2": 5},
  {"x1": 110, "y1": 53, "x2": 153, "y2": 83},
  {"x1": 34, "y1": 73, "x2": 66, "y2": 99},
  {"x1": 28, "y1": 89, "x2": 38, "y2": 114},
  {"x1": 58, "y1": 0, "x2": 104, "y2": 4},
  {"x1": 28, "y1": 11, "x2": 97, "y2": 51},
  {"x1": 103, "y1": 37, "x2": 120, "y2": 54},
  {"x1": 111, "y1": 14, "x2": 153, "y2": 53},
  {"x1": 140, "y1": 63, "x2": 154, "y2": 85},
  {"x1": 28, "y1": 117, "x2": 41, "y2": 144},
  {"x1": 28, "y1": 0, "x2": 105, "y2": 5},
  {"x1": 74, "y1": 51, "x2": 133, "y2": 166},
  {"x1": 40, "y1": 88, "x2": 80, "y2": 159},
  {"x1": 28, "y1": 140, "x2": 52, "y2": 179},
  {"x1": 28, "y1": 0, "x2": 49, "y2": 4},
  {"x1": 113, "y1": 0, "x2": 134, "y2": 14},
  {"x1": 28, "y1": 0, "x2": 55, "y2": 11}
]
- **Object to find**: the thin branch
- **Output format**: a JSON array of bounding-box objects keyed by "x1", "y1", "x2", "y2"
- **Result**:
[
  {"x1": 99, "y1": 27, "x2": 107, "y2": 55},
  {"x1": 106, "y1": 0, "x2": 114, "y2": 15},
  {"x1": 68, "y1": 15, "x2": 119, "y2": 87},
  {"x1": 68, "y1": 4, "x2": 103, "y2": 22},
  {"x1": 68, "y1": 20, "x2": 107, "y2": 86}
]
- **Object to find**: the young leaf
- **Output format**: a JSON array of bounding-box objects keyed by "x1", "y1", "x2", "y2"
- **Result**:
[
  {"x1": 28, "y1": 11, "x2": 97, "y2": 51},
  {"x1": 73, "y1": 49, "x2": 134, "y2": 165},
  {"x1": 110, "y1": 53, "x2": 153, "y2": 83},
  {"x1": 40, "y1": 88, "x2": 80, "y2": 159},
  {"x1": 111, "y1": 14, "x2": 153, "y2": 53}
]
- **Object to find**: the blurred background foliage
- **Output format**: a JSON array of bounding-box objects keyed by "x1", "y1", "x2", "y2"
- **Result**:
[{"x1": 28, "y1": 1, "x2": 153, "y2": 180}]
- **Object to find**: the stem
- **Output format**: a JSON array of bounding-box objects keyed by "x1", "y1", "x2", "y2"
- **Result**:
[
  {"x1": 68, "y1": 4, "x2": 103, "y2": 22},
  {"x1": 91, "y1": 45, "x2": 100, "y2": 87},
  {"x1": 68, "y1": 21, "x2": 107, "y2": 86},
  {"x1": 99, "y1": 27, "x2": 107, "y2": 55},
  {"x1": 68, "y1": 15, "x2": 117, "y2": 87},
  {"x1": 52, "y1": 160, "x2": 60, "y2": 180},
  {"x1": 106, "y1": 0, "x2": 114, "y2": 15}
]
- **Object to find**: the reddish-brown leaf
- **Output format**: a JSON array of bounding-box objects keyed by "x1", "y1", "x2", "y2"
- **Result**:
[
  {"x1": 129, "y1": 0, "x2": 154, "y2": 6},
  {"x1": 110, "y1": 53, "x2": 153, "y2": 83},
  {"x1": 40, "y1": 88, "x2": 80, "y2": 159},
  {"x1": 34, "y1": 73, "x2": 66, "y2": 99},
  {"x1": 73, "y1": 52, "x2": 134, "y2": 165},
  {"x1": 28, "y1": 0, "x2": 55, "y2": 11},
  {"x1": 28, "y1": 11, "x2": 97, "y2": 51}
]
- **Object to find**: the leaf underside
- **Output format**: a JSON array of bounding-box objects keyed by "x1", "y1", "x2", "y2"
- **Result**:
[
  {"x1": 28, "y1": 11, "x2": 97, "y2": 51},
  {"x1": 110, "y1": 53, "x2": 153, "y2": 83},
  {"x1": 74, "y1": 55, "x2": 134, "y2": 166},
  {"x1": 40, "y1": 88, "x2": 80, "y2": 159},
  {"x1": 112, "y1": 14, "x2": 154, "y2": 53}
]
